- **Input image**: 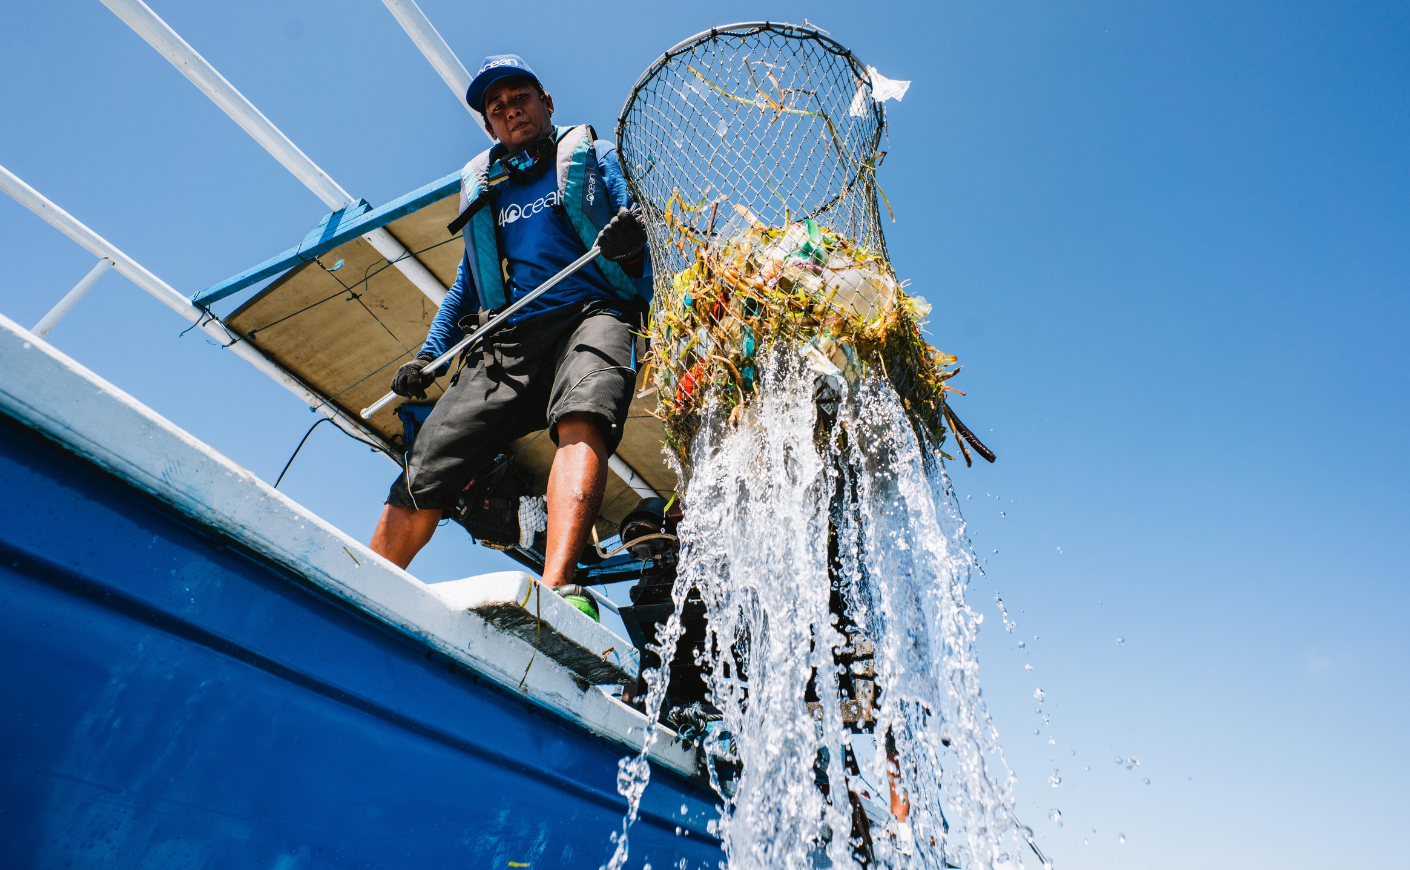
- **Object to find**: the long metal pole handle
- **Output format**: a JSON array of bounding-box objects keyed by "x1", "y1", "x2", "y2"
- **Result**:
[{"x1": 360, "y1": 245, "x2": 601, "y2": 419}]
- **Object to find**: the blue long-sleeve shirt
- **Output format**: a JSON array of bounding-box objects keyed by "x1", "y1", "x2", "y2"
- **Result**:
[{"x1": 418, "y1": 141, "x2": 647, "y2": 360}]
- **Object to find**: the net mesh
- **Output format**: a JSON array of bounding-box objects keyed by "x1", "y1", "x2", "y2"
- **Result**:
[
  {"x1": 617, "y1": 22, "x2": 890, "y2": 298},
  {"x1": 616, "y1": 23, "x2": 991, "y2": 468}
]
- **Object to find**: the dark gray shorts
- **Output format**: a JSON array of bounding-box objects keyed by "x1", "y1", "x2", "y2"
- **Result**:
[{"x1": 387, "y1": 302, "x2": 638, "y2": 512}]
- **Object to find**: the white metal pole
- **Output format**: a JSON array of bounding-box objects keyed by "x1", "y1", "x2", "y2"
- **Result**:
[
  {"x1": 608, "y1": 454, "x2": 662, "y2": 500},
  {"x1": 32, "y1": 257, "x2": 115, "y2": 337},
  {"x1": 0, "y1": 163, "x2": 391, "y2": 453},
  {"x1": 98, "y1": 0, "x2": 447, "y2": 304},
  {"x1": 378, "y1": 0, "x2": 493, "y2": 140},
  {"x1": 585, "y1": 587, "x2": 621, "y2": 616}
]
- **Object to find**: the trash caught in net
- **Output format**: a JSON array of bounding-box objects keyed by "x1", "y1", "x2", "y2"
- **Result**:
[{"x1": 644, "y1": 207, "x2": 997, "y2": 467}]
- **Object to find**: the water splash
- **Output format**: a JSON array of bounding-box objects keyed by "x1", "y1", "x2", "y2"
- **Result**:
[
  {"x1": 607, "y1": 352, "x2": 1032, "y2": 869},
  {"x1": 994, "y1": 592, "x2": 1018, "y2": 634},
  {"x1": 601, "y1": 566, "x2": 694, "y2": 870}
]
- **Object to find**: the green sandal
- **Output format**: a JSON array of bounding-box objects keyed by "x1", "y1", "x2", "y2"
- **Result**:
[{"x1": 555, "y1": 584, "x2": 600, "y2": 622}]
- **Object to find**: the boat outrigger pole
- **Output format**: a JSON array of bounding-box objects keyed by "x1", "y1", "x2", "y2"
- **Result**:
[
  {"x1": 98, "y1": 0, "x2": 450, "y2": 305},
  {"x1": 377, "y1": 0, "x2": 494, "y2": 138}
]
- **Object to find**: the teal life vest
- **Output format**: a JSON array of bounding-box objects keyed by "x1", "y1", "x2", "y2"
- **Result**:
[{"x1": 458, "y1": 124, "x2": 650, "y2": 311}]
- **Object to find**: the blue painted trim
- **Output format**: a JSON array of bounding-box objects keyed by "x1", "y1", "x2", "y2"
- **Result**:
[
  {"x1": 299, "y1": 199, "x2": 374, "y2": 255},
  {"x1": 0, "y1": 415, "x2": 724, "y2": 867},
  {"x1": 192, "y1": 170, "x2": 463, "y2": 307}
]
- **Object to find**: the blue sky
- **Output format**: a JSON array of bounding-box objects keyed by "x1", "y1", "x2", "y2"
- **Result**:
[{"x1": 2, "y1": 1, "x2": 1407, "y2": 867}]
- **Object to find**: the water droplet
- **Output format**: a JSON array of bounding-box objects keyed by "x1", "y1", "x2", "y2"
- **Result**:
[
  {"x1": 1000, "y1": 511, "x2": 1006, "y2": 517},
  {"x1": 1033, "y1": 688, "x2": 1046, "y2": 701},
  {"x1": 1018, "y1": 640, "x2": 1026, "y2": 648},
  {"x1": 1048, "y1": 772, "x2": 1061, "y2": 788},
  {"x1": 1117, "y1": 637, "x2": 1125, "y2": 645},
  {"x1": 675, "y1": 827, "x2": 682, "y2": 836},
  {"x1": 1143, "y1": 777, "x2": 1151, "y2": 785},
  {"x1": 681, "y1": 804, "x2": 689, "y2": 815},
  {"x1": 993, "y1": 549, "x2": 999, "y2": 554},
  {"x1": 1119, "y1": 834, "x2": 1126, "y2": 844},
  {"x1": 1048, "y1": 808, "x2": 1062, "y2": 826},
  {"x1": 1083, "y1": 838, "x2": 1089, "y2": 846},
  {"x1": 1048, "y1": 735, "x2": 1056, "y2": 745},
  {"x1": 1024, "y1": 664, "x2": 1033, "y2": 672},
  {"x1": 1056, "y1": 547, "x2": 1062, "y2": 554}
]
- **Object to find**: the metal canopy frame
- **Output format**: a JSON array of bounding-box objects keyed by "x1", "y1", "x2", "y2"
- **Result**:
[
  {"x1": 194, "y1": 170, "x2": 462, "y2": 308},
  {"x1": 0, "y1": 163, "x2": 392, "y2": 455},
  {"x1": 99, "y1": 0, "x2": 449, "y2": 305},
  {"x1": 378, "y1": 0, "x2": 494, "y2": 139}
]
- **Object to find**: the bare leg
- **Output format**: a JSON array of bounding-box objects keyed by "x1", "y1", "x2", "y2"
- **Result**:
[
  {"x1": 888, "y1": 748, "x2": 910, "y2": 822},
  {"x1": 541, "y1": 411, "x2": 608, "y2": 588},
  {"x1": 370, "y1": 504, "x2": 441, "y2": 570}
]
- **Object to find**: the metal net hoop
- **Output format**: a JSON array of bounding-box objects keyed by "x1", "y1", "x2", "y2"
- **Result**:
[{"x1": 616, "y1": 22, "x2": 890, "y2": 301}]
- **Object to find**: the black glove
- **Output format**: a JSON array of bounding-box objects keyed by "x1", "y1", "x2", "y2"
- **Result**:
[
  {"x1": 391, "y1": 354, "x2": 439, "y2": 399},
  {"x1": 596, "y1": 207, "x2": 647, "y2": 267}
]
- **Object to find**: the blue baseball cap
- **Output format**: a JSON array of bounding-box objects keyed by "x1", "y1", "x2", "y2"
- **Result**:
[{"x1": 466, "y1": 54, "x2": 542, "y2": 113}]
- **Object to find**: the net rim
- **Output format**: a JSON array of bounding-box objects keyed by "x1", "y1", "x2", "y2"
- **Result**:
[
  {"x1": 614, "y1": 21, "x2": 887, "y2": 241},
  {"x1": 616, "y1": 22, "x2": 874, "y2": 132}
]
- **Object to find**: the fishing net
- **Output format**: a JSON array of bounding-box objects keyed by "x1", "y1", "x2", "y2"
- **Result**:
[{"x1": 617, "y1": 21, "x2": 992, "y2": 464}]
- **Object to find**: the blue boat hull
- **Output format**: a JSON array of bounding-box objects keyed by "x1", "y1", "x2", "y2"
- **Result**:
[{"x1": 0, "y1": 415, "x2": 721, "y2": 868}]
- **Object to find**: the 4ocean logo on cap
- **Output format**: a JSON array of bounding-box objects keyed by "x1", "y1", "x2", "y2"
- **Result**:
[
  {"x1": 499, "y1": 190, "x2": 560, "y2": 226},
  {"x1": 478, "y1": 57, "x2": 525, "y2": 74}
]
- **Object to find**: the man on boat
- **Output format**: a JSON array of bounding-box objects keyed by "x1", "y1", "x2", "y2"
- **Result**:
[{"x1": 369, "y1": 55, "x2": 650, "y2": 617}]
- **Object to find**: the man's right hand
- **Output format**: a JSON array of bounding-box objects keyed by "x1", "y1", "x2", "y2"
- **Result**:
[
  {"x1": 391, "y1": 355, "x2": 439, "y2": 399},
  {"x1": 597, "y1": 206, "x2": 647, "y2": 265}
]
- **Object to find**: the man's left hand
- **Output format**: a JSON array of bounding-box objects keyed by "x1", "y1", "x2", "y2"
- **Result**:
[{"x1": 597, "y1": 207, "x2": 647, "y2": 266}]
